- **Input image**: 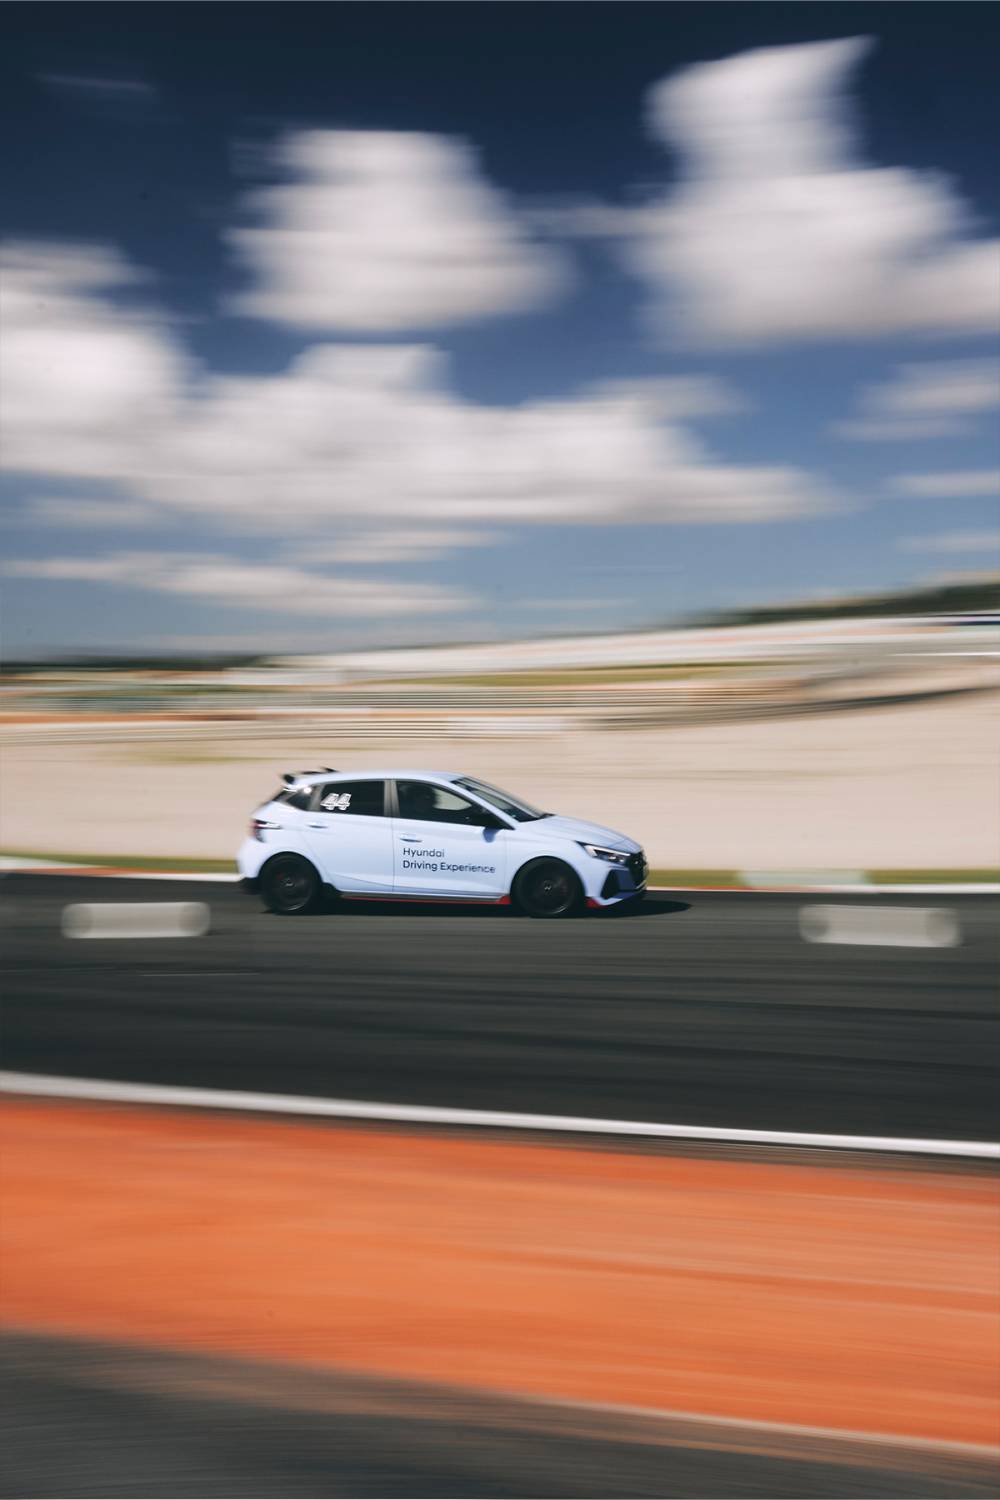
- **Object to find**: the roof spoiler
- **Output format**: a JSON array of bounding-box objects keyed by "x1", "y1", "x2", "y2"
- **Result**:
[{"x1": 281, "y1": 767, "x2": 338, "y2": 786}]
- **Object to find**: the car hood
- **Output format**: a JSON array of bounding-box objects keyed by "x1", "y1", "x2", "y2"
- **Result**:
[{"x1": 530, "y1": 814, "x2": 641, "y2": 853}]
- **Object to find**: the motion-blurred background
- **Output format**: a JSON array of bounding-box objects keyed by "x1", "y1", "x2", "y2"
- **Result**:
[{"x1": 1, "y1": 4, "x2": 998, "y2": 1497}]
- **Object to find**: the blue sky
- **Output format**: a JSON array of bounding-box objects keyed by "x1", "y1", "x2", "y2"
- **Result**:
[{"x1": 2, "y1": 2, "x2": 998, "y2": 656}]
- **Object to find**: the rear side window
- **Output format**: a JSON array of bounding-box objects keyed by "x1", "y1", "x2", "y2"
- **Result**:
[{"x1": 316, "y1": 779, "x2": 386, "y2": 817}]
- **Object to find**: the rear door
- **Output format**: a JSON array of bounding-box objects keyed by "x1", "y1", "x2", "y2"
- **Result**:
[
  {"x1": 391, "y1": 779, "x2": 508, "y2": 899},
  {"x1": 303, "y1": 779, "x2": 394, "y2": 894}
]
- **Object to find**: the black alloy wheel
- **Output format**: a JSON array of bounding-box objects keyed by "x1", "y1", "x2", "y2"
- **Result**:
[
  {"x1": 261, "y1": 854, "x2": 322, "y2": 915},
  {"x1": 513, "y1": 858, "x2": 583, "y2": 919}
]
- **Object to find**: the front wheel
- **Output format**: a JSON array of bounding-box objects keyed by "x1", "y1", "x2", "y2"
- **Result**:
[
  {"x1": 260, "y1": 854, "x2": 322, "y2": 915},
  {"x1": 512, "y1": 858, "x2": 584, "y2": 919}
]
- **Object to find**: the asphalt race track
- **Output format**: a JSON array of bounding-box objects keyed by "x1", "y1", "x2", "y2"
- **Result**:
[
  {"x1": 4, "y1": 1333, "x2": 998, "y2": 1500},
  {"x1": 2, "y1": 873, "x2": 997, "y2": 1141},
  {"x1": 4, "y1": 872, "x2": 999, "y2": 1498}
]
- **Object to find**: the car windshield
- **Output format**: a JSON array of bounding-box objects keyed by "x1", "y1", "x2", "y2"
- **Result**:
[{"x1": 454, "y1": 777, "x2": 548, "y2": 822}]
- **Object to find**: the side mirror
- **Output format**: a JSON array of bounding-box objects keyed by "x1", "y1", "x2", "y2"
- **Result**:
[{"x1": 470, "y1": 808, "x2": 506, "y2": 830}]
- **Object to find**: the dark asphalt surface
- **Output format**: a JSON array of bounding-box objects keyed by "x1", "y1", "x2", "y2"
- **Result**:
[
  {"x1": 2, "y1": 873, "x2": 997, "y2": 1140},
  {"x1": 4, "y1": 1333, "x2": 997, "y2": 1500}
]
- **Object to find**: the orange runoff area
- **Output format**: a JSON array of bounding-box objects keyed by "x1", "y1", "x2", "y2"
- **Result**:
[{"x1": 2, "y1": 1098, "x2": 998, "y2": 1448}]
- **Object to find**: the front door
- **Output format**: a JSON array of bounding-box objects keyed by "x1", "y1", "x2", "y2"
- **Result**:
[
  {"x1": 392, "y1": 780, "x2": 508, "y2": 899},
  {"x1": 303, "y1": 778, "x2": 394, "y2": 894}
]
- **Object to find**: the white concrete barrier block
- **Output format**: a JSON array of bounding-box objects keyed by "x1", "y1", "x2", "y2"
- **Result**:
[
  {"x1": 62, "y1": 902, "x2": 210, "y2": 940},
  {"x1": 798, "y1": 904, "x2": 960, "y2": 949}
]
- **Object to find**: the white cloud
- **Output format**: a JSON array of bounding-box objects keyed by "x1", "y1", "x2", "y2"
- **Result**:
[
  {"x1": 1, "y1": 242, "x2": 834, "y2": 557},
  {"x1": 39, "y1": 73, "x2": 156, "y2": 102},
  {"x1": 869, "y1": 359, "x2": 1000, "y2": 415},
  {"x1": 522, "y1": 597, "x2": 626, "y2": 612},
  {"x1": 5, "y1": 552, "x2": 470, "y2": 618},
  {"x1": 888, "y1": 470, "x2": 1000, "y2": 498},
  {"x1": 228, "y1": 130, "x2": 570, "y2": 331},
  {"x1": 0, "y1": 241, "x2": 186, "y2": 483},
  {"x1": 148, "y1": 343, "x2": 829, "y2": 527},
  {"x1": 294, "y1": 529, "x2": 507, "y2": 565},
  {"x1": 835, "y1": 358, "x2": 1000, "y2": 440},
  {"x1": 898, "y1": 529, "x2": 1000, "y2": 554},
  {"x1": 27, "y1": 496, "x2": 157, "y2": 528},
  {"x1": 620, "y1": 38, "x2": 1000, "y2": 343},
  {"x1": 584, "y1": 374, "x2": 746, "y2": 418}
]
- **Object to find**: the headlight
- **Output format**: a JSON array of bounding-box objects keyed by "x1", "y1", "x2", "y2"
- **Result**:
[{"x1": 579, "y1": 843, "x2": 629, "y2": 865}]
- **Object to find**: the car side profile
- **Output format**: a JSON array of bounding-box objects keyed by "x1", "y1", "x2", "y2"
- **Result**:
[{"x1": 238, "y1": 769, "x2": 647, "y2": 917}]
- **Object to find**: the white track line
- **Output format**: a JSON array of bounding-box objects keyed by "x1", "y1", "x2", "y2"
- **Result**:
[
  {"x1": 0, "y1": 862, "x2": 238, "y2": 882},
  {"x1": 524, "y1": 1392, "x2": 1000, "y2": 1465},
  {"x1": 3, "y1": 1072, "x2": 997, "y2": 1159},
  {"x1": 659, "y1": 883, "x2": 1000, "y2": 895},
  {"x1": 100, "y1": 871, "x2": 238, "y2": 884}
]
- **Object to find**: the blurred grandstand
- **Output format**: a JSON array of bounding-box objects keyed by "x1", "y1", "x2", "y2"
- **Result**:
[{"x1": 2, "y1": 578, "x2": 997, "y2": 748}]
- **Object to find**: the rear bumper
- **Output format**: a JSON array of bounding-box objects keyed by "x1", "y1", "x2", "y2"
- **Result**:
[{"x1": 237, "y1": 836, "x2": 268, "y2": 883}]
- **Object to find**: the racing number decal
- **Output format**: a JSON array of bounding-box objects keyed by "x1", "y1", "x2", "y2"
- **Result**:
[{"x1": 321, "y1": 791, "x2": 353, "y2": 812}]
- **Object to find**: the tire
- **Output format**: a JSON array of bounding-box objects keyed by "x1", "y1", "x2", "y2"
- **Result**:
[
  {"x1": 512, "y1": 858, "x2": 584, "y2": 919},
  {"x1": 260, "y1": 854, "x2": 322, "y2": 915}
]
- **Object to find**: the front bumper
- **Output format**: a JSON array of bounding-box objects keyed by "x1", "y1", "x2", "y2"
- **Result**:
[{"x1": 584, "y1": 849, "x2": 647, "y2": 907}]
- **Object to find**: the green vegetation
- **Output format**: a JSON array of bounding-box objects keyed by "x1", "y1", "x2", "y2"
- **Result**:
[
  {"x1": 0, "y1": 849, "x2": 235, "y2": 874},
  {"x1": 1, "y1": 654, "x2": 263, "y2": 675},
  {"x1": 869, "y1": 868, "x2": 1000, "y2": 885},
  {"x1": 696, "y1": 576, "x2": 999, "y2": 629}
]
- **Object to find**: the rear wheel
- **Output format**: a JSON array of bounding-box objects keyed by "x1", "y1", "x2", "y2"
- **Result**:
[
  {"x1": 513, "y1": 858, "x2": 584, "y2": 919},
  {"x1": 260, "y1": 854, "x2": 322, "y2": 915}
]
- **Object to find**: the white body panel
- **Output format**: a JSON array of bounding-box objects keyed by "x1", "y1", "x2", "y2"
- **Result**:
[
  {"x1": 237, "y1": 768, "x2": 646, "y2": 909},
  {"x1": 303, "y1": 810, "x2": 394, "y2": 894},
  {"x1": 522, "y1": 814, "x2": 641, "y2": 854},
  {"x1": 392, "y1": 816, "x2": 508, "y2": 898}
]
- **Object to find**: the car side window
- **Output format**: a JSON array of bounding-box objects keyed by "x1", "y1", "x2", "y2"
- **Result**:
[
  {"x1": 315, "y1": 780, "x2": 386, "y2": 817},
  {"x1": 396, "y1": 781, "x2": 484, "y2": 825}
]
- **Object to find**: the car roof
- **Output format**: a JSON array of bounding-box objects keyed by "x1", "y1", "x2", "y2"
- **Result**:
[{"x1": 280, "y1": 768, "x2": 466, "y2": 790}]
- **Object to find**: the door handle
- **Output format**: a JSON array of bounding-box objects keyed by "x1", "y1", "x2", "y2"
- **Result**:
[
  {"x1": 400, "y1": 837, "x2": 422, "y2": 843},
  {"x1": 308, "y1": 823, "x2": 326, "y2": 829}
]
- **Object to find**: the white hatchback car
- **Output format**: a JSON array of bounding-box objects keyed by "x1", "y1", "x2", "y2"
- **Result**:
[{"x1": 238, "y1": 769, "x2": 647, "y2": 917}]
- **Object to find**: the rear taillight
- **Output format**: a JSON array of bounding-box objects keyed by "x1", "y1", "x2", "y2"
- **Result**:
[{"x1": 250, "y1": 817, "x2": 279, "y2": 841}]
